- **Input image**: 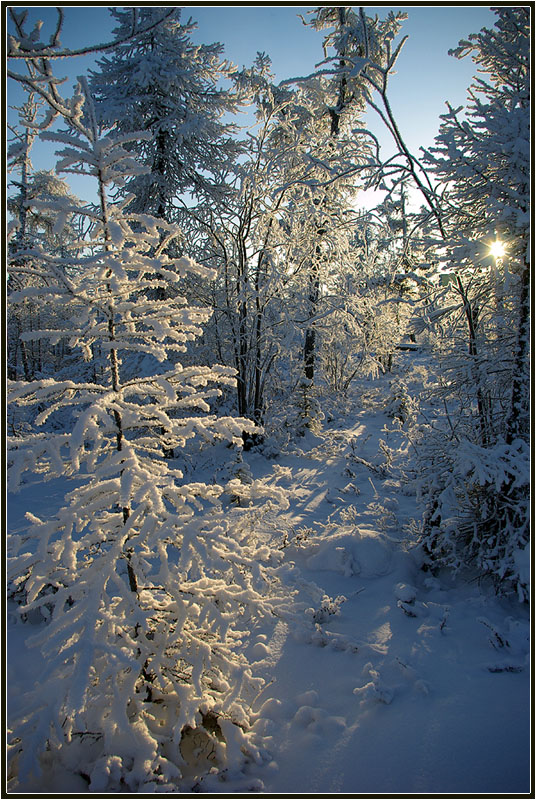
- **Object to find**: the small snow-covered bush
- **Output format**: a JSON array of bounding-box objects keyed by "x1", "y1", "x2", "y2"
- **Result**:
[
  {"x1": 417, "y1": 435, "x2": 529, "y2": 601},
  {"x1": 385, "y1": 377, "x2": 417, "y2": 425},
  {"x1": 294, "y1": 378, "x2": 325, "y2": 436}
]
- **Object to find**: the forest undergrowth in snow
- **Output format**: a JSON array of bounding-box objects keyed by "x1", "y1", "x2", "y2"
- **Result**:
[{"x1": 7, "y1": 357, "x2": 531, "y2": 794}]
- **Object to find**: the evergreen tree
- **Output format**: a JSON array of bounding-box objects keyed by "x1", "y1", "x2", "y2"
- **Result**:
[
  {"x1": 89, "y1": 7, "x2": 241, "y2": 224},
  {"x1": 423, "y1": 6, "x2": 530, "y2": 444},
  {"x1": 415, "y1": 8, "x2": 530, "y2": 599},
  {"x1": 7, "y1": 80, "x2": 288, "y2": 790}
]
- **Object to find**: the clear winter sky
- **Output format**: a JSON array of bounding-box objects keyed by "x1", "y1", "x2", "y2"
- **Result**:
[{"x1": 7, "y1": 4, "x2": 497, "y2": 203}]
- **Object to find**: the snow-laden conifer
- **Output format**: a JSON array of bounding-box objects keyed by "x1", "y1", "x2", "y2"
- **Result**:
[
  {"x1": 7, "y1": 80, "x2": 290, "y2": 791},
  {"x1": 89, "y1": 7, "x2": 241, "y2": 223},
  {"x1": 414, "y1": 8, "x2": 530, "y2": 599}
]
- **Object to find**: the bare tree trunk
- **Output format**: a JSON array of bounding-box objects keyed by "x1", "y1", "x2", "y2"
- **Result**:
[
  {"x1": 253, "y1": 288, "x2": 264, "y2": 422},
  {"x1": 303, "y1": 252, "x2": 321, "y2": 383},
  {"x1": 302, "y1": 8, "x2": 349, "y2": 396},
  {"x1": 96, "y1": 162, "x2": 138, "y2": 594},
  {"x1": 454, "y1": 274, "x2": 490, "y2": 447},
  {"x1": 236, "y1": 240, "x2": 249, "y2": 417},
  {"x1": 329, "y1": 7, "x2": 350, "y2": 137}
]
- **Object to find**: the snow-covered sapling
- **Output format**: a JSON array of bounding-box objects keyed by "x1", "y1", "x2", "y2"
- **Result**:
[{"x1": 7, "y1": 81, "x2": 288, "y2": 791}]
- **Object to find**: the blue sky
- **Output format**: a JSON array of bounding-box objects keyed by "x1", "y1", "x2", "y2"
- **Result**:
[
  {"x1": 183, "y1": 5, "x2": 496, "y2": 153},
  {"x1": 7, "y1": 4, "x2": 497, "y2": 202}
]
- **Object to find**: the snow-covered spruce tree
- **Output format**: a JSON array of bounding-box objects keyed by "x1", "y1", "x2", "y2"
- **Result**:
[
  {"x1": 7, "y1": 94, "x2": 44, "y2": 383},
  {"x1": 7, "y1": 82, "x2": 289, "y2": 791},
  {"x1": 5, "y1": 6, "x2": 171, "y2": 384},
  {"x1": 89, "y1": 7, "x2": 241, "y2": 227},
  {"x1": 415, "y1": 8, "x2": 530, "y2": 600}
]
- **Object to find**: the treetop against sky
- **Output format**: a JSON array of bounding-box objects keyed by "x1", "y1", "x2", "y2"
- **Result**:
[{"x1": 7, "y1": 4, "x2": 496, "y2": 204}]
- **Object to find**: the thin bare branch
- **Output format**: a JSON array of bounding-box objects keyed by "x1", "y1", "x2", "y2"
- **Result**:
[{"x1": 7, "y1": 8, "x2": 176, "y2": 60}]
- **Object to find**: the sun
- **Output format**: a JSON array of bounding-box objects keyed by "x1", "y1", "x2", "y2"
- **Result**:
[{"x1": 489, "y1": 240, "x2": 506, "y2": 259}]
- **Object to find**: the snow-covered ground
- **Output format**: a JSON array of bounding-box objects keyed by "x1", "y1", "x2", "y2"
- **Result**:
[
  {"x1": 6, "y1": 372, "x2": 531, "y2": 794},
  {"x1": 242, "y1": 410, "x2": 530, "y2": 794}
]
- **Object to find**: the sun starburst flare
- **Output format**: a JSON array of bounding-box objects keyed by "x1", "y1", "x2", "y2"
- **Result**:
[{"x1": 489, "y1": 240, "x2": 506, "y2": 259}]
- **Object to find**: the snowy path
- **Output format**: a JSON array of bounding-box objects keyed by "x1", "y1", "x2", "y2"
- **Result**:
[{"x1": 240, "y1": 409, "x2": 531, "y2": 794}]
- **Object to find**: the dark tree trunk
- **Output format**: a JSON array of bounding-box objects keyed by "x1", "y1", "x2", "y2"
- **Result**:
[
  {"x1": 505, "y1": 259, "x2": 530, "y2": 445},
  {"x1": 303, "y1": 252, "x2": 320, "y2": 383}
]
